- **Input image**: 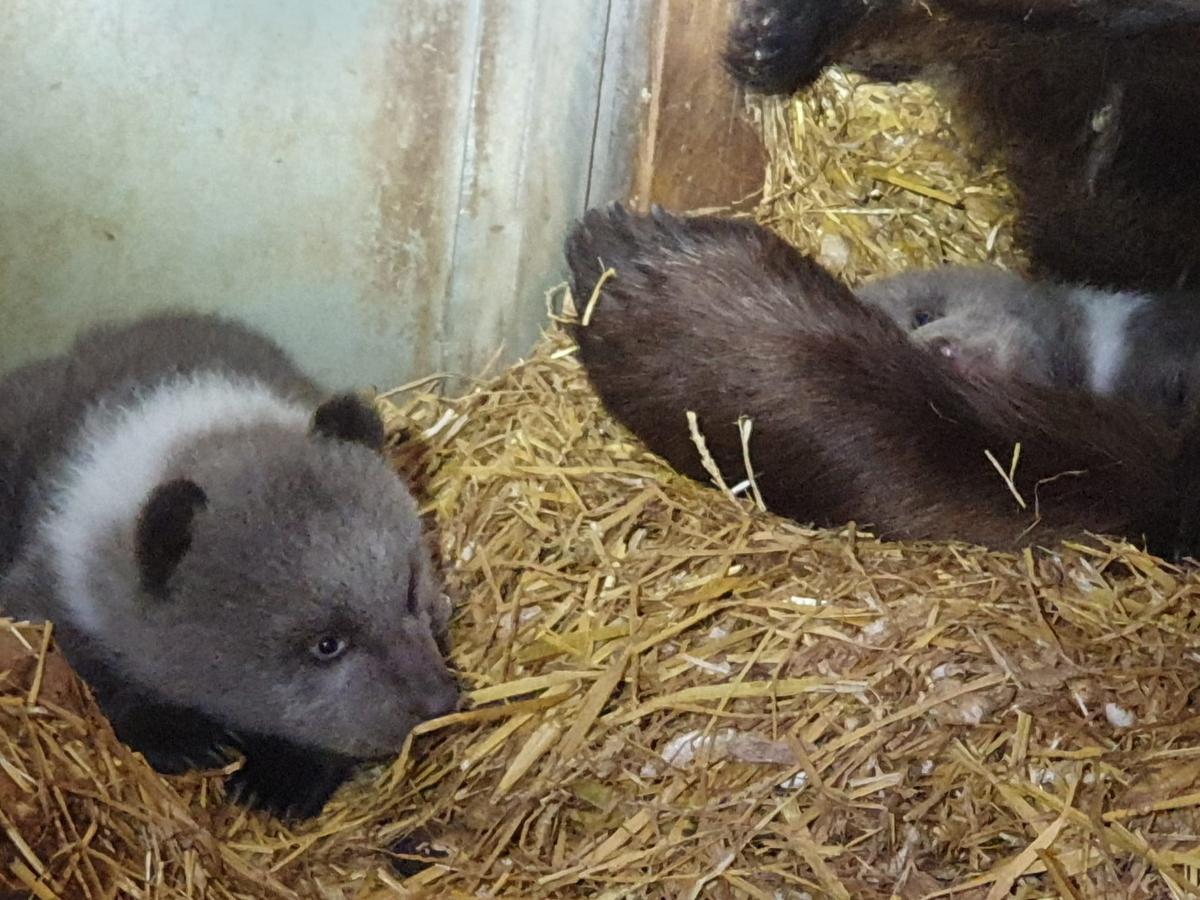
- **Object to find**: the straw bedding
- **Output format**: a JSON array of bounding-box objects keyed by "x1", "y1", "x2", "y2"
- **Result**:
[{"x1": 5, "y1": 70, "x2": 1200, "y2": 899}]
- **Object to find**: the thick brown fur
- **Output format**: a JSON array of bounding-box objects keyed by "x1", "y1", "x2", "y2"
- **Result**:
[
  {"x1": 566, "y1": 206, "x2": 1184, "y2": 553},
  {"x1": 725, "y1": 0, "x2": 1200, "y2": 292}
]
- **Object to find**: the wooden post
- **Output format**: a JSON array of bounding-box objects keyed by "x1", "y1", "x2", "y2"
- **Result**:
[{"x1": 630, "y1": 0, "x2": 766, "y2": 213}]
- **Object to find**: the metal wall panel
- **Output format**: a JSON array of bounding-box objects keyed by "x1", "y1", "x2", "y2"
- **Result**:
[{"x1": 0, "y1": 0, "x2": 653, "y2": 390}]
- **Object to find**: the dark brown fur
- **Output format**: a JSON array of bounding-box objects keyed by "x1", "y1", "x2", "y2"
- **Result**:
[
  {"x1": 725, "y1": 0, "x2": 1200, "y2": 292},
  {"x1": 566, "y1": 206, "x2": 1185, "y2": 553}
]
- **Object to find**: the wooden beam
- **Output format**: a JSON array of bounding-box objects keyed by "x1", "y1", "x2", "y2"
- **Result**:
[{"x1": 630, "y1": 0, "x2": 766, "y2": 213}]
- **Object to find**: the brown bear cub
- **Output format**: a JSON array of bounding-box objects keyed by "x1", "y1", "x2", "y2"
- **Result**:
[{"x1": 0, "y1": 312, "x2": 460, "y2": 819}]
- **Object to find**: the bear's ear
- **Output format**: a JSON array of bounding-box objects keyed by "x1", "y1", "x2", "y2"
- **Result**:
[
  {"x1": 136, "y1": 479, "x2": 208, "y2": 597},
  {"x1": 312, "y1": 393, "x2": 386, "y2": 452}
]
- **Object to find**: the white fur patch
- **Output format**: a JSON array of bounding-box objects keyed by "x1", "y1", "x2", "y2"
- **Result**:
[
  {"x1": 1070, "y1": 287, "x2": 1149, "y2": 395},
  {"x1": 43, "y1": 373, "x2": 311, "y2": 632}
]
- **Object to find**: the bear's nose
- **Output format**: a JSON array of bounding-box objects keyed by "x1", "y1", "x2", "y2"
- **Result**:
[
  {"x1": 411, "y1": 669, "x2": 462, "y2": 720},
  {"x1": 928, "y1": 336, "x2": 958, "y2": 360},
  {"x1": 926, "y1": 337, "x2": 997, "y2": 379}
]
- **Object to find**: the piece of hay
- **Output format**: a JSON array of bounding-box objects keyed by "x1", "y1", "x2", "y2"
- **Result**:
[
  {"x1": 0, "y1": 620, "x2": 287, "y2": 898},
  {"x1": 749, "y1": 67, "x2": 1024, "y2": 284}
]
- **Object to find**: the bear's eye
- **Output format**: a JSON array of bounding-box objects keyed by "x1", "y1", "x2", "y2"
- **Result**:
[
  {"x1": 912, "y1": 310, "x2": 934, "y2": 328},
  {"x1": 1163, "y1": 371, "x2": 1188, "y2": 408},
  {"x1": 311, "y1": 636, "x2": 348, "y2": 662},
  {"x1": 405, "y1": 573, "x2": 420, "y2": 619}
]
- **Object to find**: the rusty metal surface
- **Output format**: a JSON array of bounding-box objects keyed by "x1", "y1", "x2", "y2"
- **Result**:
[{"x1": 0, "y1": 1, "x2": 756, "y2": 389}]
